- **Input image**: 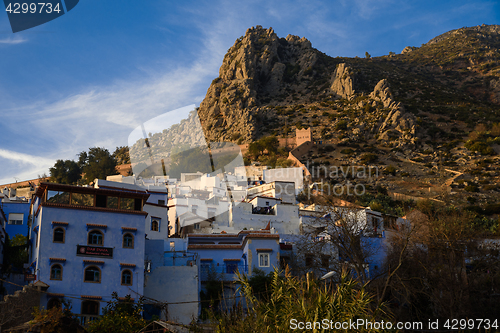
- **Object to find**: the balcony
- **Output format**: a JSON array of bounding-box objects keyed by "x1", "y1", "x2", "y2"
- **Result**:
[
  {"x1": 200, "y1": 263, "x2": 248, "y2": 282},
  {"x1": 252, "y1": 207, "x2": 275, "y2": 215},
  {"x1": 164, "y1": 251, "x2": 197, "y2": 266},
  {"x1": 75, "y1": 315, "x2": 99, "y2": 326}
]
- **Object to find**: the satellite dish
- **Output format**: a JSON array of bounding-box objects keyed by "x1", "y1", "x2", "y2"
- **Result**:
[{"x1": 320, "y1": 271, "x2": 336, "y2": 280}]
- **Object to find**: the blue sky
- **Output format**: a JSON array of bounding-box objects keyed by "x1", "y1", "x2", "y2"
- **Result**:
[{"x1": 0, "y1": 0, "x2": 498, "y2": 184}]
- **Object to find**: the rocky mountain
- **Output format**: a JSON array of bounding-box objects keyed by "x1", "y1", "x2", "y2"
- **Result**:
[
  {"x1": 194, "y1": 24, "x2": 500, "y2": 206},
  {"x1": 197, "y1": 24, "x2": 500, "y2": 150}
]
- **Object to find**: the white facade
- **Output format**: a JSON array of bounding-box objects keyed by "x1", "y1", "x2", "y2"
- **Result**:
[
  {"x1": 246, "y1": 181, "x2": 296, "y2": 204},
  {"x1": 222, "y1": 201, "x2": 301, "y2": 235},
  {"x1": 263, "y1": 167, "x2": 304, "y2": 194}
]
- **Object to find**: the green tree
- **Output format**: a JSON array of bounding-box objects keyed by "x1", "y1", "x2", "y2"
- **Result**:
[
  {"x1": 260, "y1": 136, "x2": 279, "y2": 155},
  {"x1": 3, "y1": 234, "x2": 28, "y2": 271},
  {"x1": 112, "y1": 146, "x2": 131, "y2": 165},
  {"x1": 78, "y1": 147, "x2": 117, "y2": 184},
  {"x1": 49, "y1": 159, "x2": 81, "y2": 184},
  {"x1": 86, "y1": 293, "x2": 148, "y2": 333},
  {"x1": 248, "y1": 141, "x2": 265, "y2": 159}
]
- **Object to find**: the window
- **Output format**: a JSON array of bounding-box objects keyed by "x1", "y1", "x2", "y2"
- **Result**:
[
  {"x1": 120, "y1": 197, "x2": 135, "y2": 210},
  {"x1": 53, "y1": 228, "x2": 65, "y2": 243},
  {"x1": 191, "y1": 207, "x2": 197, "y2": 215},
  {"x1": 151, "y1": 218, "x2": 160, "y2": 232},
  {"x1": 50, "y1": 264, "x2": 62, "y2": 280},
  {"x1": 226, "y1": 262, "x2": 238, "y2": 274},
  {"x1": 71, "y1": 193, "x2": 94, "y2": 206},
  {"x1": 321, "y1": 255, "x2": 330, "y2": 268},
  {"x1": 107, "y1": 196, "x2": 118, "y2": 209},
  {"x1": 169, "y1": 241, "x2": 175, "y2": 251},
  {"x1": 158, "y1": 199, "x2": 165, "y2": 206},
  {"x1": 47, "y1": 298, "x2": 61, "y2": 309},
  {"x1": 81, "y1": 300, "x2": 99, "y2": 315},
  {"x1": 259, "y1": 253, "x2": 269, "y2": 267},
  {"x1": 305, "y1": 255, "x2": 314, "y2": 267},
  {"x1": 121, "y1": 270, "x2": 132, "y2": 286},
  {"x1": 280, "y1": 256, "x2": 290, "y2": 270},
  {"x1": 194, "y1": 223, "x2": 200, "y2": 230},
  {"x1": 84, "y1": 266, "x2": 101, "y2": 283},
  {"x1": 47, "y1": 191, "x2": 70, "y2": 204},
  {"x1": 8, "y1": 213, "x2": 23, "y2": 225},
  {"x1": 123, "y1": 233, "x2": 134, "y2": 249},
  {"x1": 88, "y1": 230, "x2": 103, "y2": 245}
]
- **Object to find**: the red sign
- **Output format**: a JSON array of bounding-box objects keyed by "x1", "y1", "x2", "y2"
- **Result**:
[
  {"x1": 77, "y1": 245, "x2": 113, "y2": 258},
  {"x1": 24, "y1": 273, "x2": 36, "y2": 281}
]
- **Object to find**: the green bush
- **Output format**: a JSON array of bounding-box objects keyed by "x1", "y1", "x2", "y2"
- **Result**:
[
  {"x1": 360, "y1": 153, "x2": 378, "y2": 165},
  {"x1": 335, "y1": 120, "x2": 348, "y2": 131},
  {"x1": 384, "y1": 165, "x2": 396, "y2": 176},
  {"x1": 465, "y1": 185, "x2": 479, "y2": 192}
]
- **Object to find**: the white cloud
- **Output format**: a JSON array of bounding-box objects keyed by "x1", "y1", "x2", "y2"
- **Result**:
[
  {"x1": 0, "y1": 149, "x2": 54, "y2": 184},
  {"x1": 0, "y1": 37, "x2": 27, "y2": 45}
]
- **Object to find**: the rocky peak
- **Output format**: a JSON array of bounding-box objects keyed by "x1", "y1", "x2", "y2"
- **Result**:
[
  {"x1": 198, "y1": 26, "x2": 318, "y2": 143},
  {"x1": 330, "y1": 63, "x2": 355, "y2": 99},
  {"x1": 401, "y1": 46, "x2": 417, "y2": 54}
]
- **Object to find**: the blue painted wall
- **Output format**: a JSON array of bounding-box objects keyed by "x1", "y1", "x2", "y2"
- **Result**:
[
  {"x1": 2, "y1": 201, "x2": 31, "y2": 238},
  {"x1": 31, "y1": 205, "x2": 146, "y2": 315}
]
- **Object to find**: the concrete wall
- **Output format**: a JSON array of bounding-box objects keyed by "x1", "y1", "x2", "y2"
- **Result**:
[{"x1": 144, "y1": 265, "x2": 199, "y2": 325}]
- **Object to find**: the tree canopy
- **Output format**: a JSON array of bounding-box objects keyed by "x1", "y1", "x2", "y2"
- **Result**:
[
  {"x1": 78, "y1": 147, "x2": 117, "y2": 184},
  {"x1": 49, "y1": 159, "x2": 81, "y2": 184}
]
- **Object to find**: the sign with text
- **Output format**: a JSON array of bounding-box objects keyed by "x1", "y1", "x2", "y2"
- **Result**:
[
  {"x1": 24, "y1": 273, "x2": 36, "y2": 281},
  {"x1": 77, "y1": 245, "x2": 113, "y2": 258}
]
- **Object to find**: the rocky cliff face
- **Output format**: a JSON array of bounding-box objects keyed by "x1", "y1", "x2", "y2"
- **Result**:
[
  {"x1": 198, "y1": 26, "x2": 320, "y2": 143},
  {"x1": 196, "y1": 24, "x2": 500, "y2": 150}
]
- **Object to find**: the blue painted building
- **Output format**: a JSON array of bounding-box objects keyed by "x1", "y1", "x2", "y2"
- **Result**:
[
  {"x1": 28, "y1": 182, "x2": 149, "y2": 324},
  {"x1": 0, "y1": 207, "x2": 6, "y2": 270},
  {"x1": 188, "y1": 231, "x2": 280, "y2": 280},
  {"x1": 1, "y1": 190, "x2": 31, "y2": 239}
]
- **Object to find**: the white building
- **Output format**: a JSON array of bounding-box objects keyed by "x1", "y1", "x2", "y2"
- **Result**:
[
  {"x1": 263, "y1": 167, "x2": 304, "y2": 194},
  {"x1": 246, "y1": 181, "x2": 296, "y2": 204}
]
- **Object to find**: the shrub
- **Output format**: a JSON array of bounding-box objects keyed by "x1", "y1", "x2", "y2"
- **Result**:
[
  {"x1": 465, "y1": 185, "x2": 479, "y2": 192},
  {"x1": 335, "y1": 120, "x2": 348, "y2": 131},
  {"x1": 360, "y1": 153, "x2": 378, "y2": 165},
  {"x1": 385, "y1": 165, "x2": 396, "y2": 176}
]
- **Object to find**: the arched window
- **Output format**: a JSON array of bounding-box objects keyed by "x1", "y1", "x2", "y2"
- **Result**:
[
  {"x1": 53, "y1": 228, "x2": 65, "y2": 243},
  {"x1": 121, "y1": 270, "x2": 132, "y2": 286},
  {"x1": 84, "y1": 266, "x2": 101, "y2": 283},
  {"x1": 81, "y1": 300, "x2": 99, "y2": 315},
  {"x1": 151, "y1": 219, "x2": 159, "y2": 231},
  {"x1": 88, "y1": 230, "x2": 103, "y2": 245},
  {"x1": 50, "y1": 264, "x2": 62, "y2": 280},
  {"x1": 123, "y1": 233, "x2": 134, "y2": 248},
  {"x1": 47, "y1": 298, "x2": 61, "y2": 309}
]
